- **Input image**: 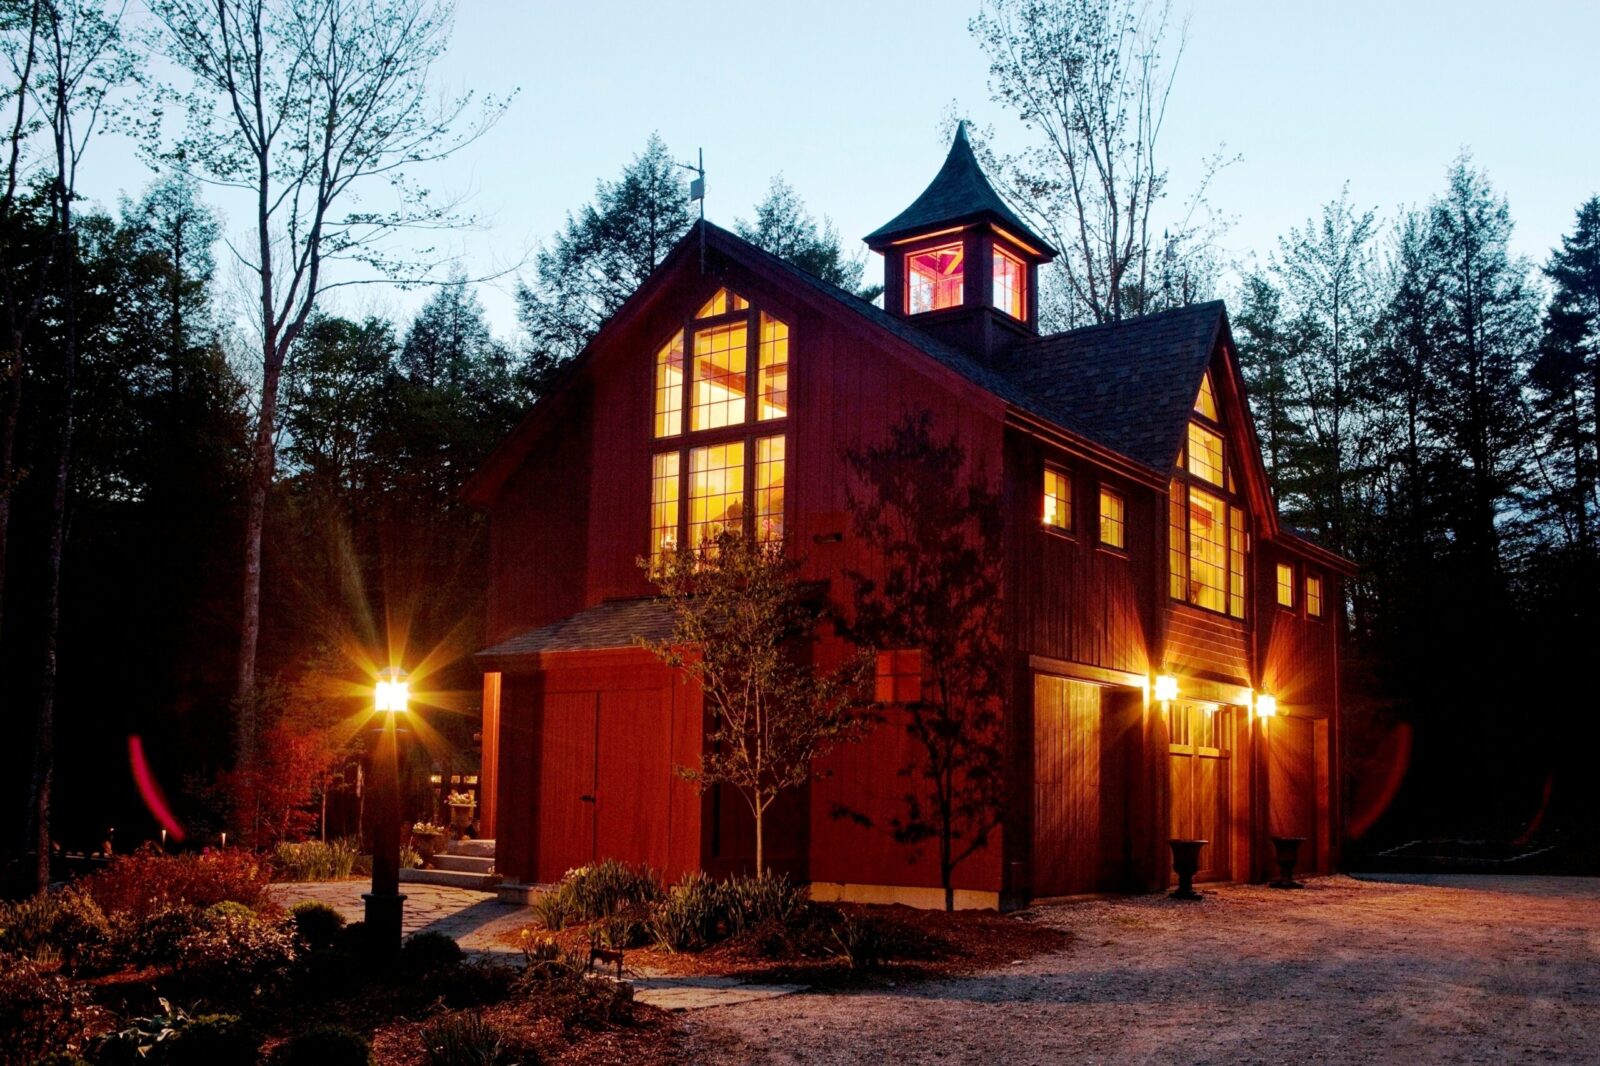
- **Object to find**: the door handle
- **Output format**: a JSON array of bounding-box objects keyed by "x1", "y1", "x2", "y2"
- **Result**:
[{"x1": 579, "y1": 794, "x2": 595, "y2": 804}]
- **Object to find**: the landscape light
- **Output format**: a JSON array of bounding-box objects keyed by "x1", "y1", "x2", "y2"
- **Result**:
[{"x1": 375, "y1": 667, "x2": 409, "y2": 713}]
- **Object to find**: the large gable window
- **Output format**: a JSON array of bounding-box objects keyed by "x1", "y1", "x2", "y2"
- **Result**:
[
  {"x1": 907, "y1": 242, "x2": 964, "y2": 313},
  {"x1": 1170, "y1": 367, "x2": 1247, "y2": 619},
  {"x1": 649, "y1": 288, "x2": 791, "y2": 561}
]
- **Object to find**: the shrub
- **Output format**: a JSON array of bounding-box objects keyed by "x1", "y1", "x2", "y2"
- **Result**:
[
  {"x1": 80, "y1": 847, "x2": 269, "y2": 918},
  {"x1": 175, "y1": 912, "x2": 298, "y2": 994},
  {"x1": 529, "y1": 889, "x2": 570, "y2": 931},
  {"x1": 0, "y1": 888, "x2": 108, "y2": 965},
  {"x1": 419, "y1": 1012, "x2": 512, "y2": 1066},
  {"x1": 0, "y1": 952, "x2": 86, "y2": 1066},
  {"x1": 652, "y1": 871, "x2": 724, "y2": 952},
  {"x1": 273, "y1": 839, "x2": 359, "y2": 882},
  {"x1": 290, "y1": 900, "x2": 347, "y2": 949},
  {"x1": 95, "y1": 905, "x2": 209, "y2": 970},
  {"x1": 719, "y1": 875, "x2": 807, "y2": 937},
  {"x1": 166, "y1": 1014, "x2": 259, "y2": 1066},
  {"x1": 298, "y1": 946, "x2": 363, "y2": 1000},
  {"x1": 830, "y1": 911, "x2": 888, "y2": 969},
  {"x1": 426, "y1": 959, "x2": 521, "y2": 1009},
  {"x1": 594, "y1": 905, "x2": 653, "y2": 950},
  {"x1": 206, "y1": 900, "x2": 257, "y2": 923},
  {"x1": 270, "y1": 1024, "x2": 372, "y2": 1066},
  {"x1": 96, "y1": 998, "x2": 191, "y2": 1065},
  {"x1": 399, "y1": 930, "x2": 465, "y2": 976},
  {"x1": 551, "y1": 860, "x2": 661, "y2": 923}
]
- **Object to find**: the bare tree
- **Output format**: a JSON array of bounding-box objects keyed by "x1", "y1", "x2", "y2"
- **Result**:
[
  {"x1": 971, "y1": 0, "x2": 1229, "y2": 326},
  {"x1": 641, "y1": 534, "x2": 872, "y2": 876},
  {"x1": 26, "y1": 0, "x2": 132, "y2": 893},
  {"x1": 144, "y1": 0, "x2": 506, "y2": 764}
]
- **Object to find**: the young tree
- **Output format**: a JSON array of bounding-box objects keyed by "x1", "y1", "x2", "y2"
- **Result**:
[
  {"x1": 144, "y1": 0, "x2": 506, "y2": 765},
  {"x1": 970, "y1": 0, "x2": 1228, "y2": 326},
  {"x1": 516, "y1": 134, "x2": 692, "y2": 390},
  {"x1": 736, "y1": 175, "x2": 878, "y2": 300},
  {"x1": 844, "y1": 412, "x2": 1005, "y2": 911},
  {"x1": 641, "y1": 534, "x2": 871, "y2": 876}
]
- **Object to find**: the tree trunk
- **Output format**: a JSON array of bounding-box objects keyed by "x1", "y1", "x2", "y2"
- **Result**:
[
  {"x1": 234, "y1": 345, "x2": 283, "y2": 766},
  {"x1": 754, "y1": 802, "x2": 764, "y2": 878},
  {"x1": 0, "y1": 334, "x2": 21, "y2": 645}
]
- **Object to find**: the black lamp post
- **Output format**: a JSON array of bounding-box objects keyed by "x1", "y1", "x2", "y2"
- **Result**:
[{"x1": 364, "y1": 667, "x2": 408, "y2": 958}]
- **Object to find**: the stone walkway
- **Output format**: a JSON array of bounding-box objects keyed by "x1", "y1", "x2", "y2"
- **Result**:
[{"x1": 268, "y1": 880, "x2": 808, "y2": 1011}]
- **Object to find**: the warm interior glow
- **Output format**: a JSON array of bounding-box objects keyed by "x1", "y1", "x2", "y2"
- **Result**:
[
  {"x1": 1277, "y1": 562, "x2": 1295, "y2": 607},
  {"x1": 375, "y1": 669, "x2": 409, "y2": 713},
  {"x1": 689, "y1": 441, "x2": 745, "y2": 549},
  {"x1": 1154, "y1": 674, "x2": 1180, "y2": 702},
  {"x1": 690, "y1": 322, "x2": 748, "y2": 430},
  {"x1": 1255, "y1": 693, "x2": 1278, "y2": 718},
  {"x1": 1187, "y1": 422, "x2": 1225, "y2": 487},
  {"x1": 697, "y1": 288, "x2": 748, "y2": 318},
  {"x1": 755, "y1": 435, "x2": 785, "y2": 541},
  {"x1": 650, "y1": 451, "x2": 680, "y2": 563},
  {"x1": 993, "y1": 245, "x2": 1026, "y2": 320},
  {"x1": 653, "y1": 332, "x2": 684, "y2": 438},
  {"x1": 1043, "y1": 467, "x2": 1071, "y2": 530},
  {"x1": 1195, "y1": 370, "x2": 1219, "y2": 420},
  {"x1": 757, "y1": 313, "x2": 788, "y2": 421},
  {"x1": 1098, "y1": 486, "x2": 1125, "y2": 548},
  {"x1": 907, "y1": 242, "x2": 965, "y2": 313},
  {"x1": 1306, "y1": 573, "x2": 1324, "y2": 617}
]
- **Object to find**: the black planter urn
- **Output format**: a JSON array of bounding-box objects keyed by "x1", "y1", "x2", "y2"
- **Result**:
[
  {"x1": 1270, "y1": 836, "x2": 1307, "y2": 889},
  {"x1": 1167, "y1": 838, "x2": 1208, "y2": 900}
]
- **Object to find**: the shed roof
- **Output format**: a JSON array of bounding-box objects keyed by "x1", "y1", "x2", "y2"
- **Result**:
[{"x1": 475, "y1": 598, "x2": 675, "y2": 659}]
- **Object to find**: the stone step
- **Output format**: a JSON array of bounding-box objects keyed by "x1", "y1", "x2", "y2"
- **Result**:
[
  {"x1": 433, "y1": 853, "x2": 495, "y2": 874},
  {"x1": 399, "y1": 867, "x2": 499, "y2": 891},
  {"x1": 447, "y1": 838, "x2": 496, "y2": 858}
]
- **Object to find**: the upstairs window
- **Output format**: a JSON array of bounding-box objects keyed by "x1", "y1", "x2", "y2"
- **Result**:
[
  {"x1": 649, "y1": 291, "x2": 791, "y2": 561},
  {"x1": 993, "y1": 246, "x2": 1026, "y2": 320},
  {"x1": 1186, "y1": 422, "x2": 1225, "y2": 487},
  {"x1": 1099, "y1": 487, "x2": 1126, "y2": 549},
  {"x1": 907, "y1": 242, "x2": 964, "y2": 313},
  {"x1": 1043, "y1": 466, "x2": 1072, "y2": 532},
  {"x1": 1195, "y1": 370, "x2": 1219, "y2": 420},
  {"x1": 1276, "y1": 562, "x2": 1295, "y2": 608},
  {"x1": 1306, "y1": 573, "x2": 1324, "y2": 617}
]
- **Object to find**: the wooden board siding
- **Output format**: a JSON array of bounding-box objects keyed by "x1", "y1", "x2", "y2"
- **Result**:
[{"x1": 1163, "y1": 606, "x2": 1250, "y2": 684}]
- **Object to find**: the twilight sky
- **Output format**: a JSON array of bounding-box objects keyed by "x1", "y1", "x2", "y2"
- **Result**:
[{"x1": 81, "y1": 0, "x2": 1600, "y2": 336}]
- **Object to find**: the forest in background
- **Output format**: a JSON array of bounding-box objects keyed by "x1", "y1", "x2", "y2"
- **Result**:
[{"x1": 2, "y1": 0, "x2": 1597, "y2": 888}]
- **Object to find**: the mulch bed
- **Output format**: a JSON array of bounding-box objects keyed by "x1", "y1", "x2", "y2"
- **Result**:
[{"x1": 500, "y1": 902, "x2": 1072, "y2": 988}]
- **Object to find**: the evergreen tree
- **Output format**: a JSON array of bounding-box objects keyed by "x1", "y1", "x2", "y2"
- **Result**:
[
  {"x1": 736, "y1": 175, "x2": 878, "y2": 300},
  {"x1": 515, "y1": 134, "x2": 692, "y2": 391}
]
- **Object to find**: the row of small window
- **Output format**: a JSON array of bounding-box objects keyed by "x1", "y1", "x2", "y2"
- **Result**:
[
  {"x1": 653, "y1": 290, "x2": 789, "y2": 439},
  {"x1": 650, "y1": 436, "x2": 785, "y2": 563},
  {"x1": 1275, "y1": 562, "x2": 1325, "y2": 618},
  {"x1": 907, "y1": 242, "x2": 1027, "y2": 320},
  {"x1": 1042, "y1": 467, "x2": 1126, "y2": 549}
]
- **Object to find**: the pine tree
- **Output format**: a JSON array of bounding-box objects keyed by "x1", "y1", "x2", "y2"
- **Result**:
[{"x1": 736, "y1": 175, "x2": 878, "y2": 300}]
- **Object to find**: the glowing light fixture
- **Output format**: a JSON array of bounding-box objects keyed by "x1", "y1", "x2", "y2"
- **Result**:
[
  {"x1": 1154, "y1": 674, "x2": 1180, "y2": 702},
  {"x1": 1255, "y1": 693, "x2": 1277, "y2": 719},
  {"x1": 375, "y1": 667, "x2": 410, "y2": 713}
]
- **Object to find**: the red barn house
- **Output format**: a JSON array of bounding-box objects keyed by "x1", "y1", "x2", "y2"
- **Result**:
[{"x1": 466, "y1": 126, "x2": 1352, "y2": 908}]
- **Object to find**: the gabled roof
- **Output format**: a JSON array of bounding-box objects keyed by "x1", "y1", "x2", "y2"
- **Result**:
[
  {"x1": 476, "y1": 598, "x2": 675, "y2": 660},
  {"x1": 999, "y1": 302, "x2": 1227, "y2": 475},
  {"x1": 863, "y1": 123, "x2": 1058, "y2": 258}
]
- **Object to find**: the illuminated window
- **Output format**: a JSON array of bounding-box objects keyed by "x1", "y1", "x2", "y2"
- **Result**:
[
  {"x1": 1195, "y1": 370, "x2": 1219, "y2": 420},
  {"x1": 993, "y1": 246, "x2": 1026, "y2": 320},
  {"x1": 650, "y1": 452, "x2": 680, "y2": 565},
  {"x1": 697, "y1": 288, "x2": 748, "y2": 318},
  {"x1": 1187, "y1": 422, "x2": 1225, "y2": 487},
  {"x1": 907, "y1": 242, "x2": 964, "y2": 313},
  {"x1": 1306, "y1": 573, "x2": 1324, "y2": 617},
  {"x1": 689, "y1": 442, "x2": 745, "y2": 550},
  {"x1": 690, "y1": 322, "x2": 747, "y2": 431},
  {"x1": 1276, "y1": 563, "x2": 1295, "y2": 608},
  {"x1": 874, "y1": 649, "x2": 923, "y2": 704},
  {"x1": 755, "y1": 435, "x2": 785, "y2": 542},
  {"x1": 1099, "y1": 487, "x2": 1125, "y2": 549},
  {"x1": 653, "y1": 332, "x2": 684, "y2": 438},
  {"x1": 757, "y1": 313, "x2": 788, "y2": 421},
  {"x1": 1043, "y1": 467, "x2": 1071, "y2": 531},
  {"x1": 1169, "y1": 480, "x2": 1248, "y2": 619}
]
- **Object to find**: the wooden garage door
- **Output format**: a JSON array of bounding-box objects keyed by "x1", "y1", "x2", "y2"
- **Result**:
[
  {"x1": 1269, "y1": 715, "x2": 1318, "y2": 868},
  {"x1": 1033, "y1": 675, "x2": 1105, "y2": 897},
  {"x1": 1168, "y1": 702, "x2": 1231, "y2": 882}
]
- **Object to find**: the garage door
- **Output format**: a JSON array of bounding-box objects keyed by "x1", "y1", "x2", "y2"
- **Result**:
[
  {"x1": 1033, "y1": 674, "x2": 1111, "y2": 897},
  {"x1": 1168, "y1": 702, "x2": 1232, "y2": 882},
  {"x1": 1269, "y1": 714, "x2": 1318, "y2": 870}
]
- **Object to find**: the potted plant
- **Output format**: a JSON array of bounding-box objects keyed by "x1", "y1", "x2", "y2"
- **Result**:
[
  {"x1": 445, "y1": 791, "x2": 476, "y2": 834},
  {"x1": 410, "y1": 821, "x2": 447, "y2": 865}
]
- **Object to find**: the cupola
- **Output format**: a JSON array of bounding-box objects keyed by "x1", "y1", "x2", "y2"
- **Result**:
[{"x1": 865, "y1": 122, "x2": 1056, "y2": 361}]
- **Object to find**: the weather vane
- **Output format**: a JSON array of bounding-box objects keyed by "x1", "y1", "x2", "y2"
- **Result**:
[{"x1": 678, "y1": 148, "x2": 705, "y2": 271}]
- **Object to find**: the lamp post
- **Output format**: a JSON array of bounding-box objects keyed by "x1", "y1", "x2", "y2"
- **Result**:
[{"x1": 365, "y1": 667, "x2": 408, "y2": 958}]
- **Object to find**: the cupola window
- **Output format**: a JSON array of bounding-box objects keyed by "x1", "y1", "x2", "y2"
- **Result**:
[
  {"x1": 993, "y1": 245, "x2": 1026, "y2": 320},
  {"x1": 906, "y1": 242, "x2": 965, "y2": 313}
]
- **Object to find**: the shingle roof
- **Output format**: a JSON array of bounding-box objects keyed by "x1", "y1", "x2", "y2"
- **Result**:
[
  {"x1": 475, "y1": 598, "x2": 675, "y2": 658},
  {"x1": 999, "y1": 302, "x2": 1226, "y2": 474},
  {"x1": 863, "y1": 123, "x2": 1057, "y2": 257}
]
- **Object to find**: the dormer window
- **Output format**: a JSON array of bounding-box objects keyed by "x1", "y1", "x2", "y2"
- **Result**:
[
  {"x1": 907, "y1": 242, "x2": 964, "y2": 313},
  {"x1": 1170, "y1": 367, "x2": 1248, "y2": 619},
  {"x1": 993, "y1": 245, "x2": 1026, "y2": 320}
]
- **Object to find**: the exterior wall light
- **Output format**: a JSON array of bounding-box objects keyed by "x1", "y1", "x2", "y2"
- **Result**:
[
  {"x1": 375, "y1": 667, "x2": 409, "y2": 713},
  {"x1": 1154, "y1": 674, "x2": 1179, "y2": 702},
  {"x1": 1255, "y1": 693, "x2": 1277, "y2": 719}
]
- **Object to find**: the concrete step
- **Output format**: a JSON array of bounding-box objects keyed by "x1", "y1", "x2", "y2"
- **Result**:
[
  {"x1": 433, "y1": 853, "x2": 495, "y2": 874},
  {"x1": 399, "y1": 867, "x2": 499, "y2": 891},
  {"x1": 448, "y1": 838, "x2": 496, "y2": 859}
]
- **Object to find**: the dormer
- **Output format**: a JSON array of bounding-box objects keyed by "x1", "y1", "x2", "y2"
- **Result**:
[{"x1": 865, "y1": 122, "x2": 1056, "y2": 363}]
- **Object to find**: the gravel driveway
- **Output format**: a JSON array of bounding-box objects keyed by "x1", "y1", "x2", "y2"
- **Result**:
[{"x1": 686, "y1": 875, "x2": 1600, "y2": 1064}]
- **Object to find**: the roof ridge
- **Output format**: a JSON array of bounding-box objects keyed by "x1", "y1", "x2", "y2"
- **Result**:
[{"x1": 1016, "y1": 300, "x2": 1228, "y2": 350}]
